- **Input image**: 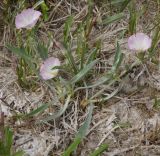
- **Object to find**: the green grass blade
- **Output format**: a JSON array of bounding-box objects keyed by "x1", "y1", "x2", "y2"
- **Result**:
[
  {"x1": 77, "y1": 104, "x2": 93, "y2": 138},
  {"x1": 111, "y1": 42, "x2": 124, "y2": 72},
  {"x1": 64, "y1": 16, "x2": 78, "y2": 73},
  {"x1": 24, "y1": 103, "x2": 50, "y2": 118},
  {"x1": 90, "y1": 86, "x2": 121, "y2": 103},
  {"x1": 6, "y1": 45, "x2": 34, "y2": 62},
  {"x1": 75, "y1": 43, "x2": 122, "y2": 90},
  {"x1": 40, "y1": 2, "x2": 49, "y2": 21},
  {"x1": 36, "y1": 42, "x2": 48, "y2": 60},
  {"x1": 149, "y1": 27, "x2": 160, "y2": 57},
  {"x1": 86, "y1": 40, "x2": 101, "y2": 64},
  {"x1": 33, "y1": 0, "x2": 44, "y2": 8},
  {"x1": 62, "y1": 137, "x2": 81, "y2": 156},
  {"x1": 102, "y1": 13, "x2": 124, "y2": 25},
  {"x1": 76, "y1": 24, "x2": 88, "y2": 69},
  {"x1": 128, "y1": 1, "x2": 137, "y2": 34},
  {"x1": 65, "y1": 48, "x2": 78, "y2": 74},
  {"x1": 4, "y1": 127, "x2": 13, "y2": 155},
  {"x1": 70, "y1": 59, "x2": 99, "y2": 84},
  {"x1": 90, "y1": 80, "x2": 116, "y2": 99},
  {"x1": 39, "y1": 95, "x2": 71, "y2": 122},
  {"x1": 120, "y1": 0, "x2": 131, "y2": 11},
  {"x1": 84, "y1": 0, "x2": 94, "y2": 38},
  {"x1": 75, "y1": 73, "x2": 113, "y2": 91},
  {"x1": 86, "y1": 48, "x2": 98, "y2": 64},
  {"x1": 62, "y1": 104, "x2": 94, "y2": 156},
  {"x1": 0, "y1": 141, "x2": 6, "y2": 155},
  {"x1": 75, "y1": 42, "x2": 122, "y2": 90},
  {"x1": 89, "y1": 144, "x2": 108, "y2": 156},
  {"x1": 64, "y1": 16, "x2": 74, "y2": 44},
  {"x1": 0, "y1": 127, "x2": 24, "y2": 156},
  {"x1": 6, "y1": 45, "x2": 38, "y2": 76},
  {"x1": 128, "y1": 11, "x2": 137, "y2": 34},
  {"x1": 111, "y1": 0, "x2": 126, "y2": 5}
]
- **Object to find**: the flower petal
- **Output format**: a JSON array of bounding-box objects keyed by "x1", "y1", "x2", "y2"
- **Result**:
[
  {"x1": 128, "y1": 33, "x2": 152, "y2": 51},
  {"x1": 15, "y1": 8, "x2": 41, "y2": 29},
  {"x1": 40, "y1": 57, "x2": 60, "y2": 80}
]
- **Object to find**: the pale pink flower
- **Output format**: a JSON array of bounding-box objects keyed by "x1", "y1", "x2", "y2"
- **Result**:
[
  {"x1": 15, "y1": 8, "x2": 41, "y2": 29},
  {"x1": 128, "y1": 33, "x2": 152, "y2": 51},
  {"x1": 40, "y1": 57, "x2": 60, "y2": 80}
]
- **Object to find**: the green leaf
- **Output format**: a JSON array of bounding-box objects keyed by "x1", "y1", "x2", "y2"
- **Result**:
[
  {"x1": 111, "y1": 0, "x2": 126, "y2": 5},
  {"x1": 128, "y1": 1, "x2": 137, "y2": 34},
  {"x1": 89, "y1": 144, "x2": 108, "y2": 156},
  {"x1": 6, "y1": 45, "x2": 38, "y2": 75},
  {"x1": 129, "y1": 11, "x2": 137, "y2": 34},
  {"x1": 6, "y1": 45, "x2": 33, "y2": 62},
  {"x1": 149, "y1": 27, "x2": 160, "y2": 57},
  {"x1": 75, "y1": 73, "x2": 113, "y2": 91},
  {"x1": 76, "y1": 24, "x2": 88, "y2": 69},
  {"x1": 40, "y1": 2, "x2": 49, "y2": 21},
  {"x1": 37, "y1": 42, "x2": 48, "y2": 60},
  {"x1": 63, "y1": 16, "x2": 78, "y2": 73},
  {"x1": 0, "y1": 141, "x2": 6, "y2": 155},
  {"x1": 111, "y1": 42, "x2": 123, "y2": 72},
  {"x1": 65, "y1": 48, "x2": 78, "y2": 74},
  {"x1": 24, "y1": 103, "x2": 50, "y2": 118},
  {"x1": 33, "y1": 0, "x2": 44, "y2": 8},
  {"x1": 0, "y1": 127, "x2": 24, "y2": 156},
  {"x1": 120, "y1": 0, "x2": 132, "y2": 11},
  {"x1": 62, "y1": 137, "x2": 81, "y2": 156},
  {"x1": 75, "y1": 42, "x2": 122, "y2": 90},
  {"x1": 86, "y1": 40, "x2": 101, "y2": 64},
  {"x1": 4, "y1": 127, "x2": 13, "y2": 155},
  {"x1": 90, "y1": 86, "x2": 121, "y2": 103},
  {"x1": 64, "y1": 16, "x2": 74, "y2": 44},
  {"x1": 70, "y1": 59, "x2": 99, "y2": 84},
  {"x1": 90, "y1": 80, "x2": 116, "y2": 99},
  {"x1": 86, "y1": 48, "x2": 98, "y2": 64},
  {"x1": 153, "y1": 97, "x2": 160, "y2": 109},
  {"x1": 102, "y1": 13, "x2": 124, "y2": 25},
  {"x1": 84, "y1": 0, "x2": 94, "y2": 38},
  {"x1": 62, "y1": 104, "x2": 94, "y2": 156},
  {"x1": 39, "y1": 95, "x2": 71, "y2": 122},
  {"x1": 77, "y1": 104, "x2": 93, "y2": 138}
]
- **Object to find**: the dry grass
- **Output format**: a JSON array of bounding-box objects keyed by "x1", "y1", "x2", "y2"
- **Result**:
[{"x1": 1, "y1": 0, "x2": 160, "y2": 156}]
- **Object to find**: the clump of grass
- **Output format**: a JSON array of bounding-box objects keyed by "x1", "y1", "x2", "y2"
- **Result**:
[
  {"x1": 0, "y1": 127, "x2": 24, "y2": 156},
  {"x1": 6, "y1": 0, "x2": 125, "y2": 121},
  {"x1": 3, "y1": 1, "x2": 126, "y2": 154}
]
